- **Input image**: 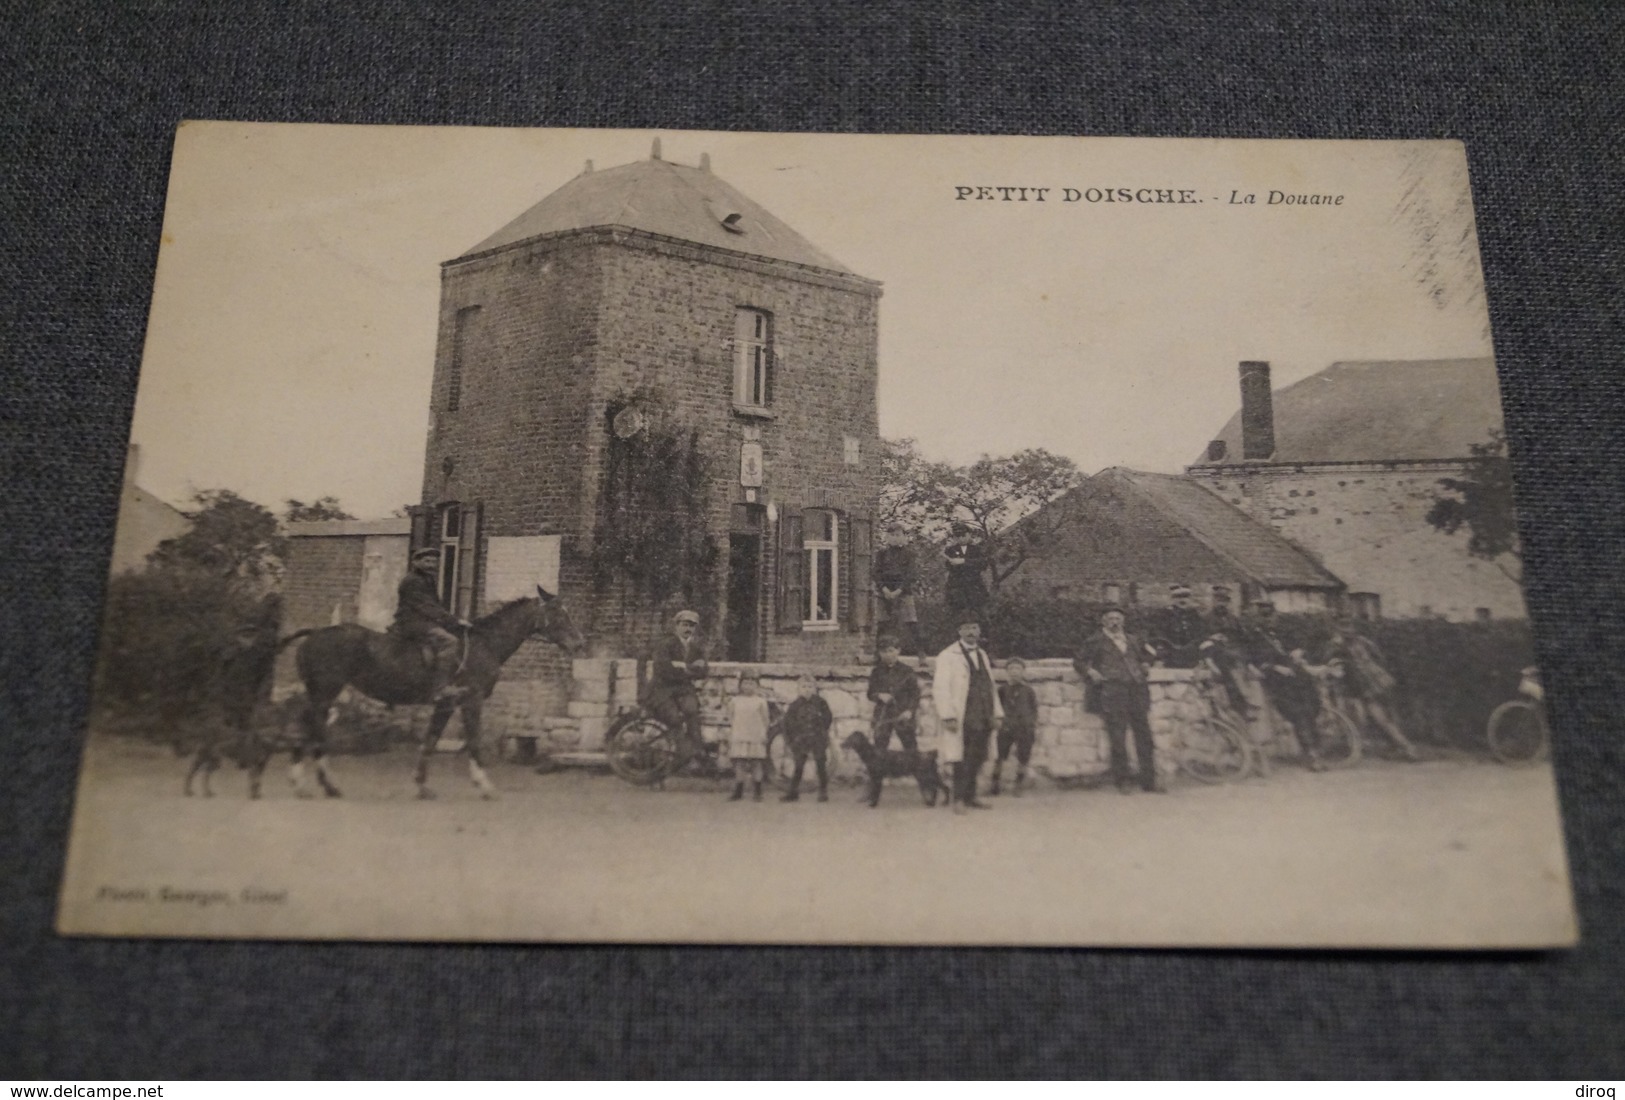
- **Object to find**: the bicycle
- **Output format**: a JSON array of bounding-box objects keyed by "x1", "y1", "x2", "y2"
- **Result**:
[
  {"x1": 1169, "y1": 663, "x2": 1256, "y2": 784},
  {"x1": 1486, "y1": 666, "x2": 1549, "y2": 765},
  {"x1": 1305, "y1": 660, "x2": 1362, "y2": 769},
  {"x1": 605, "y1": 680, "x2": 797, "y2": 788}
]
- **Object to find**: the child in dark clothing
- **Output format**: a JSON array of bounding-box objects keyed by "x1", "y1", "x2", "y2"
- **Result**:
[
  {"x1": 780, "y1": 674, "x2": 834, "y2": 802},
  {"x1": 866, "y1": 634, "x2": 921, "y2": 754},
  {"x1": 992, "y1": 656, "x2": 1039, "y2": 796}
]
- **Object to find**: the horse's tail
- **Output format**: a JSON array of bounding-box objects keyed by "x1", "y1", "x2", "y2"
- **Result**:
[{"x1": 276, "y1": 628, "x2": 321, "y2": 653}]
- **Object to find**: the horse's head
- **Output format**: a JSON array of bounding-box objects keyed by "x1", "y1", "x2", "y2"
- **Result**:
[{"x1": 532, "y1": 585, "x2": 587, "y2": 654}]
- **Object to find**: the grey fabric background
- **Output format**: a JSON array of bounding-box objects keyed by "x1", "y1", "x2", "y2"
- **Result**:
[{"x1": 3, "y1": 0, "x2": 1622, "y2": 1079}]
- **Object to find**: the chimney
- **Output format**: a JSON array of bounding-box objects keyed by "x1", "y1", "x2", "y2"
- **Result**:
[
  {"x1": 1239, "y1": 360, "x2": 1275, "y2": 460},
  {"x1": 650, "y1": 137, "x2": 662, "y2": 161},
  {"x1": 699, "y1": 152, "x2": 711, "y2": 172},
  {"x1": 1206, "y1": 439, "x2": 1227, "y2": 462}
]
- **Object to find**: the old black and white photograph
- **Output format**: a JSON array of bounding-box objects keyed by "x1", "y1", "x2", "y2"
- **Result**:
[{"x1": 57, "y1": 124, "x2": 1575, "y2": 947}]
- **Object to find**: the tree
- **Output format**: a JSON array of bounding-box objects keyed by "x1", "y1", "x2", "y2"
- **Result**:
[
  {"x1": 1426, "y1": 428, "x2": 1522, "y2": 582},
  {"x1": 877, "y1": 439, "x2": 1085, "y2": 592},
  {"x1": 283, "y1": 496, "x2": 355, "y2": 523},
  {"x1": 148, "y1": 489, "x2": 287, "y2": 588}
]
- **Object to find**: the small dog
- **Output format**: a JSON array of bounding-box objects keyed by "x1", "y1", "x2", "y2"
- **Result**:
[{"x1": 841, "y1": 731, "x2": 948, "y2": 808}]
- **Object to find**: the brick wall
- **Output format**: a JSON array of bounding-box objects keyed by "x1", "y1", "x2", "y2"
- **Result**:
[
  {"x1": 426, "y1": 227, "x2": 883, "y2": 673},
  {"x1": 1190, "y1": 463, "x2": 1527, "y2": 620}
]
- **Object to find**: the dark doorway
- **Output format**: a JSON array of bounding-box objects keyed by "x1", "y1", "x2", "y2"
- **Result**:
[{"x1": 726, "y1": 505, "x2": 765, "y2": 661}]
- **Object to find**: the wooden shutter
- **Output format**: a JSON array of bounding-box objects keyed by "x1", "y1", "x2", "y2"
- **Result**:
[
  {"x1": 777, "y1": 509, "x2": 804, "y2": 633},
  {"x1": 407, "y1": 505, "x2": 434, "y2": 556},
  {"x1": 456, "y1": 502, "x2": 482, "y2": 617},
  {"x1": 849, "y1": 515, "x2": 873, "y2": 632}
]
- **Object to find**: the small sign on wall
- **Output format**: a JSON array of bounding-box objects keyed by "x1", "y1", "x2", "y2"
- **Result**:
[
  {"x1": 740, "y1": 440, "x2": 764, "y2": 487},
  {"x1": 485, "y1": 535, "x2": 563, "y2": 600}
]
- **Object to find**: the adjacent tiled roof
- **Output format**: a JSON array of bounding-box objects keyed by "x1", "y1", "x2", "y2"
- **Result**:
[
  {"x1": 1195, "y1": 358, "x2": 1502, "y2": 465},
  {"x1": 1101, "y1": 468, "x2": 1343, "y2": 589},
  {"x1": 459, "y1": 155, "x2": 853, "y2": 273}
]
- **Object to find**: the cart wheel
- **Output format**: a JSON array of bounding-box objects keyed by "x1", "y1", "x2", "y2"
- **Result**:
[{"x1": 1487, "y1": 699, "x2": 1548, "y2": 765}]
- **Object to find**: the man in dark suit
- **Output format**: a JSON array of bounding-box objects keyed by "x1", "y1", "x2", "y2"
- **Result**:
[
  {"x1": 1074, "y1": 607, "x2": 1165, "y2": 794},
  {"x1": 391, "y1": 546, "x2": 470, "y2": 702},
  {"x1": 1152, "y1": 583, "x2": 1207, "y2": 669},
  {"x1": 639, "y1": 609, "x2": 708, "y2": 750}
]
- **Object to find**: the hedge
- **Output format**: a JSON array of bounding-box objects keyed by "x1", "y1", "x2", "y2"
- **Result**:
[{"x1": 916, "y1": 597, "x2": 1535, "y2": 750}]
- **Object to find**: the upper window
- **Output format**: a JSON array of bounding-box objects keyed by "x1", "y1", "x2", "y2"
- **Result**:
[
  {"x1": 804, "y1": 508, "x2": 838, "y2": 627},
  {"x1": 734, "y1": 307, "x2": 773, "y2": 408},
  {"x1": 448, "y1": 306, "x2": 480, "y2": 413}
]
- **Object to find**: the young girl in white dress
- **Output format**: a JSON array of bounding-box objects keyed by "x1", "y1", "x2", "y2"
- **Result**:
[{"x1": 727, "y1": 671, "x2": 771, "y2": 802}]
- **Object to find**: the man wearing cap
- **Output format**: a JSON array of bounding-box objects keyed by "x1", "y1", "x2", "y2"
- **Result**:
[
  {"x1": 1244, "y1": 600, "x2": 1324, "y2": 769},
  {"x1": 392, "y1": 547, "x2": 472, "y2": 702},
  {"x1": 1152, "y1": 584, "x2": 1207, "y2": 669},
  {"x1": 640, "y1": 610, "x2": 709, "y2": 751},
  {"x1": 1074, "y1": 607, "x2": 1164, "y2": 794},
  {"x1": 932, "y1": 615, "x2": 1003, "y2": 813},
  {"x1": 1199, "y1": 588, "x2": 1255, "y2": 719}
]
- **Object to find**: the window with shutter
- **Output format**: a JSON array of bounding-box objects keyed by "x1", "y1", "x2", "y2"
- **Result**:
[
  {"x1": 849, "y1": 516, "x2": 872, "y2": 632},
  {"x1": 733, "y1": 308, "x2": 773, "y2": 408},
  {"x1": 777, "y1": 510, "x2": 804, "y2": 633},
  {"x1": 803, "y1": 509, "x2": 839, "y2": 628},
  {"x1": 456, "y1": 502, "x2": 482, "y2": 617},
  {"x1": 434, "y1": 501, "x2": 483, "y2": 616}
]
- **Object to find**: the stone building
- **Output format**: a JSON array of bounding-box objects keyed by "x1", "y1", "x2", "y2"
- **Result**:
[
  {"x1": 1001, "y1": 466, "x2": 1344, "y2": 613},
  {"x1": 1187, "y1": 358, "x2": 1522, "y2": 621},
  {"x1": 410, "y1": 143, "x2": 884, "y2": 721}
]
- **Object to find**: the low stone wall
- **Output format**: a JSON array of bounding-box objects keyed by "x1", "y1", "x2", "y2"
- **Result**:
[{"x1": 555, "y1": 657, "x2": 1296, "y2": 783}]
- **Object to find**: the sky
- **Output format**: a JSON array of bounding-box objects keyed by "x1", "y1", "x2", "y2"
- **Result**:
[{"x1": 128, "y1": 125, "x2": 1494, "y2": 518}]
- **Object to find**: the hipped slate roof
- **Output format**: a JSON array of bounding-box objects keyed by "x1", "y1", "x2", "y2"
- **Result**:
[
  {"x1": 1196, "y1": 358, "x2": 1502, "y2": 465},
  {"x1": 1097, "y1": 468, "x2": 1343, "y2": 589},
  {"x1": 460, "y1": 155, "x2": 852, "y2": 274}
]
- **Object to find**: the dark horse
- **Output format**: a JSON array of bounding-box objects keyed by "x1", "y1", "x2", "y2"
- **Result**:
[{"x1": 266, "y1": 587, "x2": 584, "y2": 800}]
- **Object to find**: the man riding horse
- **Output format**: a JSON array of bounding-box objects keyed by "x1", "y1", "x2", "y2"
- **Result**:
[{"x1": 395, "y1": 546, "x2": 471, "y2": 702}]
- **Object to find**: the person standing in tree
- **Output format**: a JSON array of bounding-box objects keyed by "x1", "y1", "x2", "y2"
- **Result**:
[
  {"x1": 943, "y1": 525, "x2": 991, "y2": 627},
  {"x1": 873, "y1": 533, "x2": 921, "y2": 656}
]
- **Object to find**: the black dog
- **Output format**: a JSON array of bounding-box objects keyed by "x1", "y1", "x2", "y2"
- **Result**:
[{"x1": 841, "y1": 731, "x2": 948, "y2": 808}]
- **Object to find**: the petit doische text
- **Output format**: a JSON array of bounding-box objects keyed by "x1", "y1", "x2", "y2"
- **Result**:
[{"x1": 954, "y1": 185, "x2": 1346, "y2": 206}]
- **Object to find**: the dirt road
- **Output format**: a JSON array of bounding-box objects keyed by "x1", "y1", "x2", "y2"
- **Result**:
[{"x1": 57, "y1": 736, "x2": 1576, "y2": 948}]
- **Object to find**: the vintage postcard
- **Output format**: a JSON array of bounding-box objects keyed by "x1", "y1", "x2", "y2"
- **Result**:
[{"x1": 58, "y1": 124, "x2": 1575, "y2": 947}]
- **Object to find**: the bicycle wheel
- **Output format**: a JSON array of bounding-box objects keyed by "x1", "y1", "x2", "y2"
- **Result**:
[
  {"x1": 1176, "y1": 710, "x2": 1253, "y2": 784},
  {"x1": 1487, "y1": 699, "x2": 1548, "y2": 765},
  {"x1": 1312, "y1": 704, "x2": 1362, "y2": 768},
  {"x1": 605, "y1": 712, "x2": 682, "y2": 786}
]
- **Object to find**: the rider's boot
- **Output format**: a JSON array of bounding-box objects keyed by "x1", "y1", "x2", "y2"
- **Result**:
[
  {"x1": 990, "y1": 762, "x2": 1003, "y2": 796},
  {"x1": 1013, "y1": 765, "x2": 1026, "y2": 797},
  {"x1": 728, "y1": 782, "x2": 745, "y2": 801},
  {"x1": 780, "y1": 780, "x2": 800, "y2": 803},
  {"x1": 752, "y1": 780, "x2": 763, "y2": 802}
]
